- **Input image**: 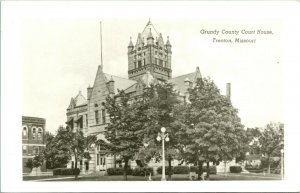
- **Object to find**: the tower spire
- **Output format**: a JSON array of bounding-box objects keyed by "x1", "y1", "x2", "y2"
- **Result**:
[
  {"x1": 147, "y1": 18, "x2": 151, "y2": 25},
  {"x1": 100, "y1": 21, "x2": 103, "y2": 69}
]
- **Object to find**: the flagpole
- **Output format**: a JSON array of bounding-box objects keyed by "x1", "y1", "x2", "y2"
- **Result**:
[{"x1": 100, "y1": 21, "x2": 103, "y2": 69}]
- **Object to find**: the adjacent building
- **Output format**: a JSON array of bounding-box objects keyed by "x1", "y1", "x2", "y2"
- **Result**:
[{"x1": 22, "y1": 116, "x2": 46, "y2": 173}]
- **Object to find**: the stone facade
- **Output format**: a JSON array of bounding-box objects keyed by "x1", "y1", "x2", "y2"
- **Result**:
[{"x1": 22, "y1": 116, "x2": 46, "y2": 174}]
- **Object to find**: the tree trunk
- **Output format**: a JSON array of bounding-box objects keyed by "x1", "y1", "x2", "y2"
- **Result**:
[
  {"x1": 124, "y1": 158, "x2": 128, "y2": 181},
  {"x1": 197, "y1": 161, "x2": 203, "y2": 180},
  {"x1": 268, "y1": 157, "x2": 271, "y2": 174},
  {"x1": 224, "y1": 161, "x2": 227, "y2": 176},
  {"x1": 74, "y1": 152, "x2": 78, "y2": 180},
  {"x1": 206, "y1": 161, "x2": 210, "y2": 180},
  {"x1": 114, "y1": 154, "x2": 117, "y2": 168},
  {"x1": 168, "y1": 157, "x2": 172, "y2": 180}
]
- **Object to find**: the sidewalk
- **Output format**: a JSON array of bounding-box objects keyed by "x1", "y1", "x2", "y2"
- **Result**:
[{"x1": 29, "y1": 176, "x2": 82, "y2": 182}]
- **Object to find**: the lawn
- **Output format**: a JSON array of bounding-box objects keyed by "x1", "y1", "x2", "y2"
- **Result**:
[{"x1": 23, "y1": 173, "x2": 281, "y2": 181}]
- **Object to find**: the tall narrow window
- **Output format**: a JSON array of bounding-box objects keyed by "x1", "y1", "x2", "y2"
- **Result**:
[
  {"x1": 23, "y1": 127, "x2": 27, "y2": 137},
  {"x1": 86, "y1": 114, "x2": 88, "y2": 127},
  {"x1": 102, "y1": 109, "x2": 106, "y2": 124},
  {"x1": 95, "y1": 110, "x2": 99, "y2": 125},
  {"x1": 143, "y1": 59, "x2": 146, "y2": 66},
  {"x1": 97, "y1": 154, "x2": 100, "y2": 165},
  {"x1": 32, "y1": 128, "x2": 36, "y2": 139},
  {"x1": 37, "y1": 128, "x2": 42, "y2": 140},
  {"x1": 138, "y1": 60, "x2": 142, "y2": 68}
]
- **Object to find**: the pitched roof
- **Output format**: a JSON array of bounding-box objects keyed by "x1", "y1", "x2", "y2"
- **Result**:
[
  {"x1": 169, "y1": 67, "x2": 202, "y2": 95},
  {"x1": 141, "y1": 20, "x2": 159, "y2": 42},
  {"x1": 74, "y1": 91, "x2": 87, "y2": 106},
  {"x1": 124, "y1": 83, "x2": 138, "y2": 93},
  {"x1": 104, "y1": 73, "x2": 136, "y2": 93}
]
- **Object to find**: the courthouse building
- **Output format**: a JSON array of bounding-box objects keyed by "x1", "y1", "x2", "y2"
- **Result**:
[
  {"x1": 65, "y1": 20, "x2": 217, "y2": 173},
  {"x1": 22, "y1": 116, "x2": 46, "y2": 173}
]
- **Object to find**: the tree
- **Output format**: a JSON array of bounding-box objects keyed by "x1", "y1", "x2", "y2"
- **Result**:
[
  {"x1": 141, "y1": 82, "x2": 182, "y2": 180},
  {"x1": 42, "y1": 126, "x2": 92, "y2": 179},
  {"x1": 180, "y1": 77, "x2": 245, "y2": 180},
  {"x1": 43, "y1": 131, "x2": 66, "y2": 169},
  {"x1": 63, "y1": 127, "x2": 87, "y2": 179},
  {"x1": 104, "y1": 90, "x2": 147, "y2": 180},
  {"x1": 26, "y1": 153, "x2": 44, "y2": 175},
  {"x1": 258, "y1": 122, "x2": 284, "y2": 173},
  {"x1": 42, "y1": 128, "x2": 71, "y2": 169}
]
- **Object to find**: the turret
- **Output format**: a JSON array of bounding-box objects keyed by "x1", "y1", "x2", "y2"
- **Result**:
[
  {"x1": 157, "y1": 33, "x2": 164, "y2": 46},
  {"x1": 166, "y1": 36, "x2": 172, "y2": 53},
  {"x1": 128, "y1": 37, "x2": 134, "y2": 52},
  {"x1": 147, "y1": 28, "x2": 154, "y2": 45},
  {"x1": 136, "y1": 33, "x2": 143, "y2": 47}
]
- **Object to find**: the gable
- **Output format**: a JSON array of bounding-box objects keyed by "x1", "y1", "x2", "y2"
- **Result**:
[{"x1": 90, "y1": 66, "x2": 110, "y2": 104}]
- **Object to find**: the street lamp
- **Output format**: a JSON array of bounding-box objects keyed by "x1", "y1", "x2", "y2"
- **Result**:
[
  {"x1": 157, "y1": 127, "x2": 169, "y2": 181},
  {"x1": 281, "y1": 149, "x2": 284, "y2": 180}
]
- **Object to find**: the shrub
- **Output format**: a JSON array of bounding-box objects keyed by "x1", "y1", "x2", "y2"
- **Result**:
[
  {"x1": 190, "y1": 165, "x2": 217, "y2": 174},
  {"x1": 157, "y1": 166, "x2": 173, "y2": 175},
  {"x1": 229, "y1": 166, "x2": 242, "y2": 173},
  {"x1": 53, "y1": 168, "x2": 80, "y2": 176},
  {"x1": 107, "y1": 167, "x2": 132, "y2": 176},
  {"x1": 203, "y1": 165, "x2": 217, "y2": 174},
  {"x1": 132, "y1": 167, "x2": 153, "y2": 176},
  {"x1": 189, "y1": 166, "x2": 198, "y2": 173},
  {"x1": 173, "y1": 166, "x2": 190, "y2": 174}
]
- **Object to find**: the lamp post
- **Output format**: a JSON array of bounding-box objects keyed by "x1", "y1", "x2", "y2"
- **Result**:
[
  {"x1": 156, "y1": 127, "x2": 169, "y2": 181},
  {"x1": 281, "y1": 149, "x2": 284, "y2": 180}
]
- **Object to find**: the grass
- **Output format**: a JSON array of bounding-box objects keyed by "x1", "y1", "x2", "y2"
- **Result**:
[{"x1": 23, "y1": 173, "x2": 281, "y2": 181}]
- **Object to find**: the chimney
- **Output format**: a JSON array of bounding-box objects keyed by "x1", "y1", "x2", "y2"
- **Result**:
[
  {"x1": 87, "y1": 85, "x2": 93, "y2": 100},
  {"x1": 226, "y1": 83, "x2": 231, "y2": 99}
]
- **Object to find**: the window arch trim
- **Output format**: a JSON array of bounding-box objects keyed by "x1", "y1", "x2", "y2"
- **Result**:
[
  {"x1": 37, "y1": 127, "x2": 43, "y2": 140},
  {"x1": 22, "y1": 125, "x2": 28, "y2": 137},
  {"x1": 32, "y1": 127, "x2": 37, "y2": 139}
]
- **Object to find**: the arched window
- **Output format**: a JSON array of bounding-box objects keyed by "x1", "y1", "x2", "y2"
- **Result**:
[
  {"x1": 37, "y1": 128, "x2": 43, "y2": 140},
  {"x1": 32, "y1": 128, "x2": 36, "y2": 139},
  {"x1": 23, "y1": 126, "x2": 27, "y2": 136}
]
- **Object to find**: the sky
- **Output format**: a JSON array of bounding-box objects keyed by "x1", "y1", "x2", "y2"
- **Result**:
[{"x1": 13, "y1": 2, "x2": 285, "y2": 134}]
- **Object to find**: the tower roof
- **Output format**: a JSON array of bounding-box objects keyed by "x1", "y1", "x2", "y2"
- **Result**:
[
  {"x1": 128, "y1": 37, "x2": 134, "y2": 47},
  {"x1": 141, "y1": 19, "x2": 159, "y2": 41},
  {"x1": 166, "y1": 36, "x2": 171, "y2": 46}
]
